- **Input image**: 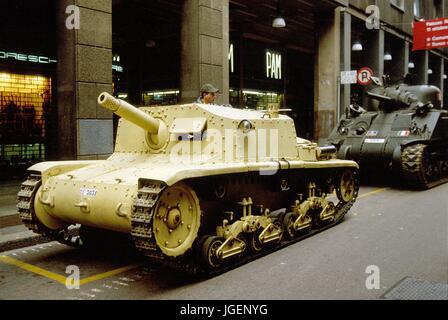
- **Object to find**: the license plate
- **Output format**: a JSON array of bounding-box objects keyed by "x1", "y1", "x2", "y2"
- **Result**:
[
  {"x1": 80, "y1": 188, "x2": 97, "y2": 197},
  {"x1": 364, "y1": 138, "x2": 385, "y2": 144}
]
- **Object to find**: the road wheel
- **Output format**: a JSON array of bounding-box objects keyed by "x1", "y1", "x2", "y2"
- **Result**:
[
  {"x1": 282, "y1": 212, "x2": 298, "y2": 240},
  {"x1": 250, "y1": 230, "x2": 263, "y2": 253},
  {"x1": 202, "y1": 236, "x2": 224, "y2": 270}
]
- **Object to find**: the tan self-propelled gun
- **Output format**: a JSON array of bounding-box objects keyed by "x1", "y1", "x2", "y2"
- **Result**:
[{"x1": 18, "y1": 93, "x2": 359, "y2": 274}]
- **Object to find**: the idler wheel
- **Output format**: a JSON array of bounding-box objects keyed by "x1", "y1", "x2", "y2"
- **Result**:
[
  {"x1": 425, "y1": 158, "x2": 441, "y2": 182},
  {"x1": 441, "y1": 160, "x2": 448, "y2": 176},
  {"x1": 153, "y1": 182, "x2": 201, "y2": 257},
  {"x1": 336, "y1": 169, "x2": 356, "y2": 203}
]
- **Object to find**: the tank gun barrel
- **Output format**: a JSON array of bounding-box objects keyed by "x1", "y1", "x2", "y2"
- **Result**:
[
  {"x1": 98, "y1": 92, "x2": 160, "y2": 134},
  {"x1": 366, "y1": 91, "x2": 393, "y2": 103}
]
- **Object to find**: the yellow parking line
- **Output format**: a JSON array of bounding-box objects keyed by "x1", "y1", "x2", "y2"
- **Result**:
[
  {"x1": 80, "y1": 263, "x2": 145, "y2": 285},
  {"x1": 0, "y1": 255, "x2": 66, "y2": 285},
  {"x1": 0, "y1": 255, "x2": 145, "y2": 287},
  {"x1": 358, "y1": 188, "x2": 388, "y2": 200}
]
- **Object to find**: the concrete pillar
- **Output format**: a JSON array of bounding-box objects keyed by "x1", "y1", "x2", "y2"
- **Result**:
[
  {"x1": 340, "y1": 9, "x2": 351, "y2": 122},
  {"x1": 314, "y1": 9, "x2": 341, "y2": 142},
  {"x1": 403, "y1": 41, "x2": 410, "y2": 75},
  {"x1": 441, "y1": 60, "x2": 445, "y2": 107},
  {"x1": 180, "y1": 0, "x2": 229, "y2": 104},
  {"x1": 386, "y1": 37, "x2": 406, "y2": 81},
  {"x1": 56, "y1": 0, "x2": 113, "y2": 160},
  {"x1": 366, "y1": 29, "x2": 384, "y2": 78},
  {"x1": 414, "y1": 51, "x2": 429, "y2": 84},
  {"x1": 429, "y1": 56, "x2": 443, "y2": 90}
]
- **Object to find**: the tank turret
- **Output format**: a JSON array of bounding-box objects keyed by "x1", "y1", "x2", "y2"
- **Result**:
[{"x1": 367, "y1": 84, "x2": 442, "y2": 111}]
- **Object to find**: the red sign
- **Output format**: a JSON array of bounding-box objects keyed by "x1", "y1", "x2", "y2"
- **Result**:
[
  {"x1": 357, "y1": 67, "x2": 374, "y2": 86},
  {"x1": 413, "y1": 18, "x2": 448, "y2": 51}
]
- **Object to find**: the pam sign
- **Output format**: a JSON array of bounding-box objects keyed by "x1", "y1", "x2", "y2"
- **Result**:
[{"x1": 266, "y1": 51, "x2": 282, "y2": 80}]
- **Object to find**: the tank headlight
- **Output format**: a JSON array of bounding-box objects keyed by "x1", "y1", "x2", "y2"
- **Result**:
[{"x1": 238, "y1": 120, "x2": 254, "y2": 134}]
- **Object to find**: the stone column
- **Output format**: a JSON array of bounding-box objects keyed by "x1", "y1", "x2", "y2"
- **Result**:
[
  {"x1": 362, "y1": 28, "x2": 384, "y2": 78},
  {"x1": 429, "y1": 56, "x2": 443, "y2": 90},
  {"x1": 56, "y1": 0, "x2": 113, "y2": 160},
  {"x1": 180, "y1": 0, "x2": 229, "y2": 104},
  {"x1": 387, "y1": 37, "x2": 407, "y2": 80},
  {"x1": 340, "y1": 9, "x2": 351, "y2": 123},
  {"x1": 362, "y1": 29, "x2": 384, "y2": 109},
  {"x1": 414, "y1": 51, "x2": 429, "y2": 84},
  {"x1": 403, "y1": 41, "x2": 410, "y2": 75},
  {"x1": 314, "y1": 8, "x2": 342, "y2": 142},
  {"x1": 441, "y1": 59, "x2": 446, "y2": 107}
]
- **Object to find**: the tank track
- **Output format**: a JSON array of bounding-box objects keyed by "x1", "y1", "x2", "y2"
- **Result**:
[
  {"x1": 131, "y1": 183, "x2": 166, "y2": 256},
  {"x1": 17, "y1": 174, "x2": 81, "y2": 247},
  {"x1": 401, "y1": 144, "x2": 448, "y2": 189},
  {"x1": 130, "y1": 171, "x2": 359, "y2": 277}
]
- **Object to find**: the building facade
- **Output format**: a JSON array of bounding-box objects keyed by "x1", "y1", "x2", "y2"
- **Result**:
[{"x1": 0, "y1": 0, "x2": 446, "y2": 175}]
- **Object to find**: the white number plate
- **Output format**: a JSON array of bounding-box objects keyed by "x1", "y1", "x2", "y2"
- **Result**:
[
  {"x1": 80, "y1": 188, "x2": 97, "y2": 197},
  {"x1": 364, "y1": 139, "x2": 385, "y2": 144}
]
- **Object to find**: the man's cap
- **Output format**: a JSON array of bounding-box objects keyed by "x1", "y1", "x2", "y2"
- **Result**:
[{"x1": 200, "y1": 83, "x2": 219, "y2": 93}]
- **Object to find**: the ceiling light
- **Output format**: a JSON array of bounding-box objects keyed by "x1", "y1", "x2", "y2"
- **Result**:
[
  {"x1": 352, "y1": 42, "x2": 363, "y2": 51},
  {"x1": 272, "y1": 16, "x2": 286, "y2": 28},
  {"x1": 272, "y1": 0, "x2": 286, "y2": 28},
  {"x1": 384, "y1": 53, "x2": 392, "y2": 61},
  {"x1": 408, "y1": 62, "x2": 415, "y2": 69},
  {"x1": 428, "y1": 69, "x2": 433, "y2": 74},
  {"x1": 145, "y1": 40, "x2": 156, "y2": 48},
  {"x1": 443, "y1": 74, "x2": 447, "y2": 79}
]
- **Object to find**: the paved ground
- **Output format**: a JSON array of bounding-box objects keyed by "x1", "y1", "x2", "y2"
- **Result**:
[{"x1": 0, "y1": 182, "x2": 447, "y2": 300}]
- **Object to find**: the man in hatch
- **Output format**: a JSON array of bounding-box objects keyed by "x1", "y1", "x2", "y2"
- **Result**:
[{"x1": 195, "y1": 83, "x2": 219, "y2": 104}]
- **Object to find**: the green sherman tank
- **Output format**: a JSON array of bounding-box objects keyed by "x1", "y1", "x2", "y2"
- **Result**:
[
  {"x1": 18, "y1": 93, "x2": 359, "y2": 275},
  {"x1": 327, "y1": 76, "x2": 448, "y2": 189}
]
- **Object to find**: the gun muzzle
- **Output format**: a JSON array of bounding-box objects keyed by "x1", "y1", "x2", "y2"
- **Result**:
[
  {"x1": 98, "y1": 92, "x2": 169, "y2": 150},
  {"x1": 98, "y1": 92, "x2": 161, "y2": 134}
]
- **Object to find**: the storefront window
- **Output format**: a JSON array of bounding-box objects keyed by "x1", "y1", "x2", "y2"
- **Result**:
[
  {"x1": 142, "y1": 90, "x2": 180, "y2": 106},
  {"x1": 230, "y1": 89, "x2": 283, "y2": 110},
  {"x1": 0, "y1": 72, "x2": 52, "y2": 164}
]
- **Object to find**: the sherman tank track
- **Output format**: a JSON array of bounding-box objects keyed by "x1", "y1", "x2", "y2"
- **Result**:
[
  {"x1": 17, "y1": 174, "x2": 81, "y2": 247},
  {"x1": 402, "y1": 144, "x2": 448, "y2": 189},
  {"x1": 130, "y1": 170, "x2": 359, "y2": 277}
]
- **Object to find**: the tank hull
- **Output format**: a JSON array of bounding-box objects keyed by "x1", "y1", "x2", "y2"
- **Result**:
[
  {"x1": 19, "y1": 157, "x2": 359, "y2": 274},
  {"x1": 28, "y1": 155, "x2": 358, "y2": 232},
  {"x1": 328, "y1": 109, "x2": 448, "y2": 188}
]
